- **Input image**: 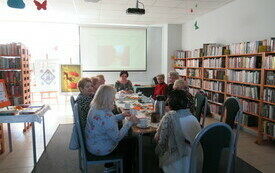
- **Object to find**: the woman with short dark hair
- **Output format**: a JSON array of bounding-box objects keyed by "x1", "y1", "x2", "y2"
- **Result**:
[
  {"x1": 155, "y1": 90, "x2": 201, "y2": 173},
  {"x1": 115, "y1": 70, "x2": 134, "y2": 93}
]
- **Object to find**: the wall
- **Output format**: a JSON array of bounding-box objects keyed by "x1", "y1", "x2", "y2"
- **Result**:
[
  {"x1": 182, "y1": 0, "x2": 275, "y2": 50},
  {"x1": 162, "y1": 24, "x2": 182, "y2": 83},
  {"x1": 83, "y1": 27, "x2": 163, "y2": 85}
]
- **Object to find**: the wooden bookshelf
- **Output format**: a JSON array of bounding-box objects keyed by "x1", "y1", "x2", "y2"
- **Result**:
[
  {"x1": 0, "y1": 43, "x2": 31, "y2": 133},
  {"x1": 174, "y1": 50, "x2": 275, "y2": 144}
]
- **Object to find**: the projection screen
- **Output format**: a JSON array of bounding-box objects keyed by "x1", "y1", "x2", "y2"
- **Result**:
[{"x1": 79, "y1": 26, "x2": 147, "y2": 71}]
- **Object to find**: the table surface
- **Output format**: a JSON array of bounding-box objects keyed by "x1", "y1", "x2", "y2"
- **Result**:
[
  {"x1": 115, "y1": 93, "x2": 159, "y2": 134},
  {"x1": 0, "y1": 105, "x2": 50, "y2": 123}
]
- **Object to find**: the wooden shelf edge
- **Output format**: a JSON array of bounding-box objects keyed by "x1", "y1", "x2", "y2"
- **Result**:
[
  {"x1": 243, "y1": 111, "x2": 259, "y2": 117},
  {"x1": 227, "y1": 80, "x2": 261, "y2": 86},
  {"x1": 262, "y1": 117, "x2": 275, "y2": 122},
  {"x1": 264, "y1": 85, "x2": 275, "y2": 88},
  {"x1": 226, "y1": 93, "x2": 259, "y2": 102},
  {"x1": 228, "y1": 53, "x2": 262, "y2": 57},
  {"x1": 203, "y1": 78, "x2": 225, "y2": 82},
  {"x1": 227, "y1": 68, "x2": 261, "y2": 71},
  {"x1": 203, "y1": 88, "x2": 225, "y2": 94},
  {"x1": 208, "y1": 100, "x2": 223, "y2": 106},
  {"x1": 263, "y1": 101, "x2": 275, "y2": 105}
]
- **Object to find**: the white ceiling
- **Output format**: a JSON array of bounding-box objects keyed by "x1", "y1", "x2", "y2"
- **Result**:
[{"x1": 0, "y1": 0, "x2": 233, "y2": 25}]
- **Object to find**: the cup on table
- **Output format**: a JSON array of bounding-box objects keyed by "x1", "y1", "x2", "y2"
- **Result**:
[
  {"x1": 124, "y1": 102, "x2": 131, "y2": 109},
  {"x1": 139, "y1": 118, "x2": 148, "y2": 128},
  {"x1": 130, "y1": 108, "x2": 137, "y2": 116}
]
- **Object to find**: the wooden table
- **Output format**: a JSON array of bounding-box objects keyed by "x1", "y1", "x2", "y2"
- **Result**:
[{"x1": 116, "y1": 93, "x2": 159, "y2": 173}]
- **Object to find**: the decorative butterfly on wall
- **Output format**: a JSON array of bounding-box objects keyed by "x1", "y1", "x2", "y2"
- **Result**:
[{"x1": 33, "y1": 0, "x2": 47, "y2": 10}]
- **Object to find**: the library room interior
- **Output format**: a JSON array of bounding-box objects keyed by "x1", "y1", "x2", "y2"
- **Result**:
[{"x1": 0, "y1": 0, "x2": 274, "y2": 173}]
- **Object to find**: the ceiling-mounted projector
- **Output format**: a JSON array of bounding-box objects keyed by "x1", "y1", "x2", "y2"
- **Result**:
[
  {"x1": 84, "y1": 0, "x2": 101, "y2": 2},
  {"x1": 126, "y1": 0, "x2": 145, "y2": 15}
]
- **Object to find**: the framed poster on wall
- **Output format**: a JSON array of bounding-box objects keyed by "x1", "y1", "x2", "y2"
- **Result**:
[
  {"x1": 0, "y1": 79, "x2": 11, "y2": 108},
  {"x1": 60, "y1": 64, "x2": 81, "y2": 93}
]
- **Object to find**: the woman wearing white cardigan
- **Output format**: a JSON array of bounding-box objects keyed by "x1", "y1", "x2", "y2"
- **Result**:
[{"x1": 155, "y1": 90, "x2": 201, "y2": 173}]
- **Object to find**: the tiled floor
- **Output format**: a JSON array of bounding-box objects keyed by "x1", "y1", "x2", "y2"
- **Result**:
[{"x1": 0, "y1": 99, "x2": 274, "y2": 173}]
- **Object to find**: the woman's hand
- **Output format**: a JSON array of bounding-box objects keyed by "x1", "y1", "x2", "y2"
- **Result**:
[
  {"x1": 128, "y1": 115, "x2": 139, "y2": 124},
  {"x1": 121, "y1": 110, "x2": 131, "y2": 117},
  {"x1": 154, "y1": 133, "x2": 160, "y2": 143},
  {"x1": 127, "y1": 90, "x2": 134, "y2": 94}
]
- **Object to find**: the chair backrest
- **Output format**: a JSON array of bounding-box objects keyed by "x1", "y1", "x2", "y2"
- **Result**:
[
  {"x1": 189, "y1": 122, "x2": 234, "y2": 173},
  {"x1": 72, "y1": 103, "x2": 87, "y2": 162},
  {"x1": 136, "y1": 87, "x2": 155, "y2": 97},
  {"x1": 194, "y1": 92, "x2": 208, "y2": 128},
  {"x1": 220, "y1": 97, "x2": 243, "y2": 151},
  {"x1": 70, "y1": 96, "x2": 75, "y2": 111},
  {"x1": 179, "y1": 115, "x2": 201, "y2": 145}
]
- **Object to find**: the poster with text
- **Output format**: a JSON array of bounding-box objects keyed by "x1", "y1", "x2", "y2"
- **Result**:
[
  {"x1": 60, "y1": 65, "x2": 81, "y2": 93},
  {"x1": 0, "y1": 79, "x2": 11, "y2": 108}
]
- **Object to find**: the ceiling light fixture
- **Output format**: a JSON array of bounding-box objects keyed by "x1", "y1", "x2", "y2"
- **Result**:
[
  {"x1": 126, "y1": 0, "x2": 145, "y2": 15},
  {"x1": 84, "y1": 0, "x2": 101, "y2": 3}
]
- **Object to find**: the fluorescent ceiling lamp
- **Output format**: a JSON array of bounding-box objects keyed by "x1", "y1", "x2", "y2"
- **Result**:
[{"x1": 84, "y1": 0, "x2": 101, "y2": 2}]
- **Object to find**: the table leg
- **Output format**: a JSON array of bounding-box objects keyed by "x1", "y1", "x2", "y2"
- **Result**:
[
  {"x1": 31, "y1": 122, "x2": 37, "y2": 165},
  {"x1": 42, "y1": 116, "x2": 46, "y2": 150},
  {"x1": 7, "y1": 123, "x2": 12, "y2": 152},
  {"x1": 138, "y1": 133, "x2": 143, "y2": 173}
]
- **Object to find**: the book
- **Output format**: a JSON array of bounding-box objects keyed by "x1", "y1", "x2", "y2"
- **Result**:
[{"x1": 0, "y1": 110, "x2": 18, "y2": 115}]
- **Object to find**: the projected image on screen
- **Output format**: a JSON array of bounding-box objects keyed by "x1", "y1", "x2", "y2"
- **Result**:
[
  {"x1": 98, "y1": 45, "x2": 130, "y2": 68},
  {"x1": 80, "y1": 27, "x2": 147, "y2": 71}
]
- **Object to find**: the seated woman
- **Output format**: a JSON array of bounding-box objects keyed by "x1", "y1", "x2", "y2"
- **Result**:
[
  {"x1": 85, "y1": 85, "x2": 139, "y2": 172},
  {"x1": 166, "y1": 71, "x2": 180, "y2": 96},
  {"x1": 153, "y1": 74, "x2": 168, "y2": 100},
  {"x1": 173, "y1": 79, "x2": 195, "y2": 115},
  {"x1": 96, "y1": 74, "x2": 106, "y2": 85},
  {"x1": 115, "y1": 70, "x2": 134, "y2": 93},
  {"x1": 90, "y1": 76, "x2": 100, "y2": 94},
  {"x1": 76, "y1": 77, "x2": 94, "y2": 132},
  {"x1": 155, "y1": 90, "x2": 201, "y2": 173}
]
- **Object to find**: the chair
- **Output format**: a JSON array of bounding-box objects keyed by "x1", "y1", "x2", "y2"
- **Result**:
[
  {"x1": 220, "y1": 97, "x2": 243, "y2": 173},
  {"x1": 72, "y1": 103, "x2": 123, "y2": 173},
  {"x1": 194, "y1": 91, "x2": 208, "y2": 128},
  {"x1": 70, "y1": 96, "x2": 75, "y2": 112},
  {"x1": 189, "y1": 122, "x2": 235, "y2": 173}
]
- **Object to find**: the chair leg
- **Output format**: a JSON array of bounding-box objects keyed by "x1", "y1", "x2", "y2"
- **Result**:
[
  {"x1": 79, "y1": 150, "x2": 83, "y2": 170},
  {"x1": 120, "y1": 160, "x2": 123, "y2": 173},
  {"x1": 83, "y1": 162, "x2": 87, "y2": 173}
]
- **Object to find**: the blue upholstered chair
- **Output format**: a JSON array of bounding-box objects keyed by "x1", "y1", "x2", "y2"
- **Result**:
[
  {"x1": 189, "y1": 122, "x2": 235, "y2": 173},
  {"x1": 220, "y1": 97, "x2": 243, "y2": 173},
  {"x1": 72, "y1": 103, "x2": 123, "y2": 173},
  {"x1": 194, "y1": 91, "x2": 208, "y2": 128}
]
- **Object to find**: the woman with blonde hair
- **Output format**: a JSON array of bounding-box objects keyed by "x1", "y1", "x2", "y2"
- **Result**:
[
  {"x1": 85, "y1": 85, "x2": 138, "y2": 172},
  {"x1": 173, "y1": 79, "x2": 195, "y2": 115}
]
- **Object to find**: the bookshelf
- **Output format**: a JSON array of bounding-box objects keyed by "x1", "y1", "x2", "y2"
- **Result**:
[
  {"x1": 0, "y1": 43, "x2": 31, "y2": 132},
  {"x1": 173, "y1": 50, "x2": 275, "y2": 144}
]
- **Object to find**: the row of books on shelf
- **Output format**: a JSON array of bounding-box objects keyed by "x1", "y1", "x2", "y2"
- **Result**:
[
  {"x1": 0, "y1": 43, "x2": 21, "y2": 55},
  {"x1": 264, "y1": 55, "x2": 275, "y2": 69},
  {"x1": 229, "y1": 41, "x2": 262, "y2": 55},
  {"x1": 0, "y1": 71, "x2": 21, "y2": 83},
  {"x1": 262, "y1": 104, "x2": 275, "y2": 120},
  {"x1": 175, "y1": 60, "x2": 186, "y2": 67},
  {"x1": 240, "y1": 99, "x2": 259, "y2": 114},
  {"x1": 188, "y1": 69, "x2": 201, "y2": 77},
  {"x1": 203, "y1": 43, "x2": 226, "y2": 56},
  {"x1": 175, "y1": 69, "x2": 186, "y2": 76},
  {"x1": 227, "y1": 70, "x2": 260, "y2": 84},
  {"x1": 9, "y1": 97, "x2": 23, "y2": 105},
  {"x1": 174, "y1": 49, "x2": 203, "y2": 59},
  {"x1": 0, "y1": 57, "x2": 21, "y2": 69},
  {"x1": 209, "y1": 103, "x2": 222, "y2": 115},
  {"x1": 228, "y1": 56, "x2": 261, "y2": 69},
  {"x1": 188, "y1": 79, "x2": 201, "y2": 88},
  {"x1": 187, "y1": 59, "x2": 201, "y2": 67},
  {"x1": 205, "y1": 91, "x2": 224, "y2": 103},
  {"x1": 227, "y1": 83, "x2": 259, "y2": 99},
  {"x1": 242, "y1": 114, "x2": 258, "y2": 127},
  {"x1": 203, "y1": 81, "x2": 224, "y2": 92},
  {"x1": 266, "y1": 71, "x2": 274, "y2": 85},
  {"x1": 205, "y1": 69, "x2": 225, "y2": 80},
  {"x1": 203, "y1": 57, "x2": 225, "y2": 68},
  {"x1": 5, "y1": 84, "x2": 22, "y2": 96},
  {"x1": 262, "y1": 121, "x2": 275, "y2": 137},
  {"x1": 263, "y1": 88, "x2": 275, "y2": 103}
]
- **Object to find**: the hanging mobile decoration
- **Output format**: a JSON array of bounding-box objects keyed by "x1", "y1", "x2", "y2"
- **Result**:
[
  {"x1": 190, "y1": 8, "x2": 193, "y2": 13},
  {"x1": 195, "y1": 4, "x2": 198, "y2": 8},
  {"x1": 194, "y1": 21, "x2": 199, "y2": 30},
  {"x1": 7, "y1": 0, "x2": 25, "y2": 9},
  {"x1": 34, "y1": 0, "x2": 47, "y2": 10}
]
